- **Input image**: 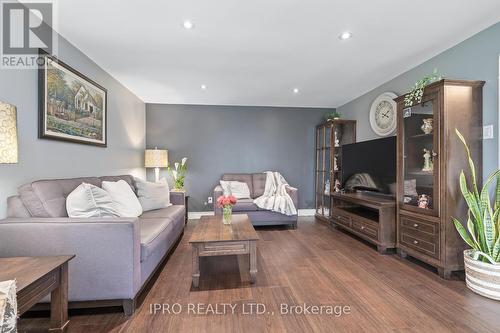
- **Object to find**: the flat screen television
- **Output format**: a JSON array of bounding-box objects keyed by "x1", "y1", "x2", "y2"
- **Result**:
[{"x1": 342, "y1": 136, "x2": 397, "y2": 196}]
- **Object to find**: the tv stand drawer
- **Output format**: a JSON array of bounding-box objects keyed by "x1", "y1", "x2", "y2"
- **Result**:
[
  {"x1": 331, "y1": 209, "x2": 351, "y2": 228},
  {"x1": 352, "y1": 219, "x2": 378, "y2": 240}
]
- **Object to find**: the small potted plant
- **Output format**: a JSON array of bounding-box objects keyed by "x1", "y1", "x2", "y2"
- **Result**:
[
  {"x1": 453, "y1": 129, "x2": 500, "y2": 300},
  {"x1": 217, "y1": 195, "x2": 237, "y2": 225},
  {"x1": 325, "y1": 111, "x2": 341, "y2": 121},
  {"x1": 168, "y1": 157, "x2": 188, "y2": 191}
]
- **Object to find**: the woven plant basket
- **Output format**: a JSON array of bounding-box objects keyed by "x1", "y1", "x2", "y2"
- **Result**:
[{"x1": 464, "y1": 250, "x2": 500, "y2": 301}]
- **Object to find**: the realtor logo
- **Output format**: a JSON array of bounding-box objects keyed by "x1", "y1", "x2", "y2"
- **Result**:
[{"x1": 1, "y1": 0, "x2": 57, "y2": 68}]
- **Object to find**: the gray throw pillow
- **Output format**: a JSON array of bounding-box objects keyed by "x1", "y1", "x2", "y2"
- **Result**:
[{"x1": 134, "y1": 177, "x2": 171, "y2": 212}]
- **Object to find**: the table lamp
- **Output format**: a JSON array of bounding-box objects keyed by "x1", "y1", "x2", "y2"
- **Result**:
[
  {"x1": 0, "y1": 101, "x2": 18, "y2": 164},
  {"x1": 145, "y1": 147, "x2": 168, "y2": 182}
]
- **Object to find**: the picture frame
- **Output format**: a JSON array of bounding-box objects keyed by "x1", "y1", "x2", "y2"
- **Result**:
[{"x1": 38, "y1": 49, "x2": 107, "y2": 147}]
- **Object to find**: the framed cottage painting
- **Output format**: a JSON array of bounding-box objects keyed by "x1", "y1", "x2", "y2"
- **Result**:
[{"x1": 38, "y1": 50, "x2": 107, "y2": 147}]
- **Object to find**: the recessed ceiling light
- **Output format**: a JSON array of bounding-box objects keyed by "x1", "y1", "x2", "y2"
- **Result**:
[
  {"x1": 293, "y1": 88, "x2": 299, "y2": 94},
  {"x1": 339, "y1": 31, "x2": 353, "y2": 40},
  {"x1": 182, "y1": 20, "x2": 194, "y2": 29},
  {"x1": 201, "y1": 84, "x2": 207, "y2": 90}
]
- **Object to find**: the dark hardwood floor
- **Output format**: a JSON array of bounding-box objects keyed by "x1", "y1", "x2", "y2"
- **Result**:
[{"x1": 19, "y1": 217, "x2": 500, "y2": 333}]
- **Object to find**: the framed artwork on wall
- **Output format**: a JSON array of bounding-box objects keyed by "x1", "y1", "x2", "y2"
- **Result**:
[{"x1": 38, "y1": 50, "x2": 107, "y2": 147}]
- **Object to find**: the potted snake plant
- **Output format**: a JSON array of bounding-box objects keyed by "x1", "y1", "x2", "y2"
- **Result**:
[{"x1": 454, "y1": 129, "x2": 500, "y2": 300}]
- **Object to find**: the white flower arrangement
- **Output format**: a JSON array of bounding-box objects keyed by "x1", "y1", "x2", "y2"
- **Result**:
[{"x1": 168, "y1": 157, "x2": 188, "y2": 190}]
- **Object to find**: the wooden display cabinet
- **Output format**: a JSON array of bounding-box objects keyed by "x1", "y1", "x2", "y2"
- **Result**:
[
  {"x1": 395, "y1": 79, "x2": 484, "y2": 278},
  {"x1": 315, "y1": 120, "x2": 356, "y2": 222}
]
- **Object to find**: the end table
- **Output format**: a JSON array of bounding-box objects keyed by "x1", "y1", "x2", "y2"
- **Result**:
[
  {"x1": 185, "y1": 195, "x2": 189, "y2": 223},
  {"x1": 0, "y1": 256, "x2": 75, "y2": 333}
]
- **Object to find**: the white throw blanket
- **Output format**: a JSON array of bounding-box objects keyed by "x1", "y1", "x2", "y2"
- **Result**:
[
  {"x1": 0, "y1": 280, "x2": 17, "y2": 333},
  {"x1": 254, "y1": 171, "x2": 297, "y2": 216}
]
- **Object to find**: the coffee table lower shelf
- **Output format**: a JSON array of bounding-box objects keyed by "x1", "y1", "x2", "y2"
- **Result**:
[
  {"x1": 189, "y1": 214, "x2": 259, "y2": 288},
  {"x1": 191, "y1": 240, "x2": 257, "y2": 287}
]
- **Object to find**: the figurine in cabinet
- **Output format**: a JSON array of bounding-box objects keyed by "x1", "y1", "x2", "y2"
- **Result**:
[
  {"x1": 418, "y1": 194, "x2": 430, "y2": 209},
  {"x1": 324, "y1": 179, "x2": 330, "y2": 194},
  {"x1": 334, "y1": 129, "x2": 340, "y2": 147},
  {"x1": 421, "y1": 118, "x2": 433, "y2": 134},
  {"x1": 334, "y1": 179, "x2": 341, "y2": 192},
  {"x1": 334, "y1": 155, "x2": 339, "y2": 171},
  {"x1": 422, "y1": 149, "x2": 433, "y2": 172}
]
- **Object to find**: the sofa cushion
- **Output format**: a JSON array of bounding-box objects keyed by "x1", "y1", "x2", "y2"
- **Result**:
[
  {"x1": 140, "y1": 218, "x2": 174, "y2": 262},
  {"x1": 252, "y1": 173, "x2": 267, "y2": 198},
  {"x1": 222, "y1": 174, "x2": 253, "y2": 198},
  {"x1": 18, "y1": 177, "x2": 102, "y2": 217},
  {"x1": 232, "y1": 198, "x2": 259, "y2": 212},
  {"x1": 7, "y1": 196, "x2": 31, "y2": 218},
  {"x1": 140, "y1": 205, "x2": 185, "y2": 223}
]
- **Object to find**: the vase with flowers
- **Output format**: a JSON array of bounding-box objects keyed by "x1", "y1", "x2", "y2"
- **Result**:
[
  {"x1": 217, "y1": 195, "x2": 237, "y2": 224},
  {"x1": 168, "y1": 157, "x2": 188, "y2": 190}
]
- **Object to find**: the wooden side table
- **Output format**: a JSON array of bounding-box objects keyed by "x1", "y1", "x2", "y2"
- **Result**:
[
  {"x1": 185, "y1": 195, "x2": 189, "y2": 223},
  {"x1": 171, "y1": 190, "x2": 189, "y2": 224},
  {"x1": 0, "y1": 256, "x2": 75, "y2": 333}
]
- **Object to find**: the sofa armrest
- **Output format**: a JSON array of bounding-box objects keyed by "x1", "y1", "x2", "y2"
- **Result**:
[
  {"x1": 170, "y1": 191, "x2": 185, "y2": 206},
  {"x1": 0, "y1": 217, "x2": 141, "y2": 301},
  {"x1": 286, "y1": 186, "x2": 298, "y2": 209},
  {"x1": 213, "y1": 185, "x2": 224, "y2": 215}
]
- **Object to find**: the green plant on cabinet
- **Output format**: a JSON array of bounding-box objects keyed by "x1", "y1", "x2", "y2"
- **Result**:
[{"x1": 404, "y1": 69, "x2": 442, "y2": 107}]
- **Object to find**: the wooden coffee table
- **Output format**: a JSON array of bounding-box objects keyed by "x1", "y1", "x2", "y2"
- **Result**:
[
  {"x1": 189, "y1": 214, "x2": 259, "y2": 287},
  {"x1": 0, "y1": 256, "x2": 74, "y2": 333}
]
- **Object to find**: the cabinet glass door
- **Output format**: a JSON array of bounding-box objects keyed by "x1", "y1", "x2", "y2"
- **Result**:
[
  {"x1": 315, "y1": 124, "x2": 332, "y2": 218},
  {"x1": 401, "y1": 95, "x2": 439, "y2": 215},
  {"x1": 324, "y1": 124, "x2": 331, "y2": 217},
  {"x1": 316, "y1": 126, "x2": 325, "y2": 215}
]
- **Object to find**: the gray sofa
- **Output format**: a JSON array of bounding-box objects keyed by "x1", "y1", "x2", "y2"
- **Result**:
[
  {"x1": 0, "y1": 175, "x2": 184, "y2": 315},
  {"x1": 213, "y1": 173, "x2": 298, "y2": 228}
]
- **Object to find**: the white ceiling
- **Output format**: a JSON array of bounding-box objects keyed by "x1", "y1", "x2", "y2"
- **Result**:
[{"x1": 56, "y1": 0, "x2": 500, "y2": 108}]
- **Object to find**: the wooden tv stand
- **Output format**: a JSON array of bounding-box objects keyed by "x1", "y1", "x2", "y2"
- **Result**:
[{"x1": 330, "y1": 192, "x2": 396, "y2": 253}]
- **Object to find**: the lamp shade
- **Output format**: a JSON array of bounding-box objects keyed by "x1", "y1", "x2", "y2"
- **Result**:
[
  {"x1": 0, "y1": 101, "x2": 18, "y2": 164},
  {"x1": 145, "y1": 148, "x2": 168, "y2": 168}
]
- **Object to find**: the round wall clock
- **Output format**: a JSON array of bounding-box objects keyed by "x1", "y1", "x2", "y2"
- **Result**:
[{"x1": 369, "y1": 92, "x2": 398, "y2": 136}]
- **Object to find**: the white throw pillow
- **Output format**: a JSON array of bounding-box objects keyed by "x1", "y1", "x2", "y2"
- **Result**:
[
  {"x1": 135, "y1": 177, "x2": 171, "y2": 212},
  {"x1": 66, "y1": 183, "x2": 120, "y2": 218},
  {"x1": 219, "y1": 180, "x2": 232, "y2": 196},
  {"x1": 219, "y1": 180, "x2": 251, "y2": 199},
  {"x1": 102, "y1": 180, "x2": 143, "y2": 217}
]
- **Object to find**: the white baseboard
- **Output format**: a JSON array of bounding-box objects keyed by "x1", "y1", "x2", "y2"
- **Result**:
[
  {"x1": 298, "y1": 209, "x2": 315, "y2": 216},
  {"x1": 188, "y1": 209, "x2": 315, "y2": 219},
  {"x1": 188, "y1": 211, "x2": 214, "y2": 219}
]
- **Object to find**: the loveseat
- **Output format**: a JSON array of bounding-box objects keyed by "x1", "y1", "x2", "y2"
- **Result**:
[
  {"x1": 213, "y1": 173, "x2": 298, "y2": 228},
  {"x1": 0, "y1": 175, "x2": 184, "y2": 315}
]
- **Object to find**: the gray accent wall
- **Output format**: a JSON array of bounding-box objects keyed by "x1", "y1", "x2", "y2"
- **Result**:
[
  {"x1": 0, "y1": 34, "x2": 146, "y2": 218},
  {"x1": 146, "y1": 104, "x2": 329, "y2": 211},
  {"x1": 337, "y1": 22, "x2": 500, "y2": 179}
]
